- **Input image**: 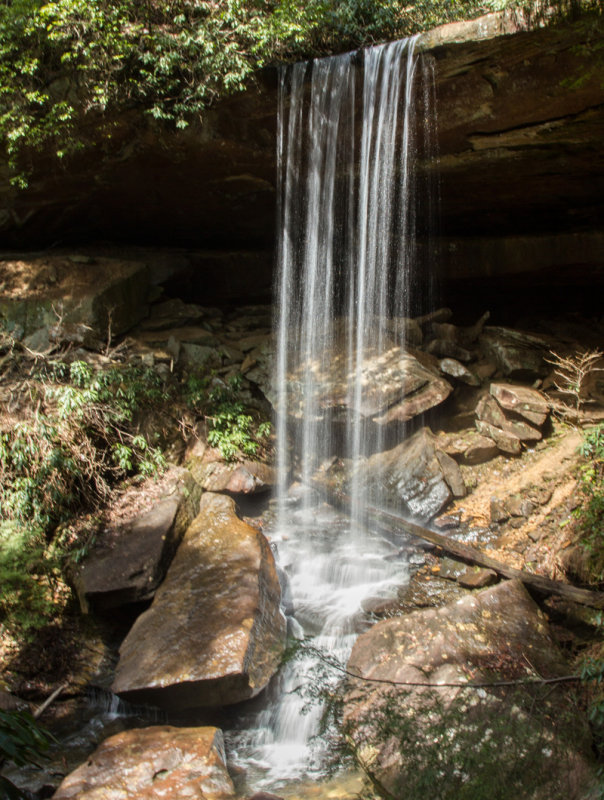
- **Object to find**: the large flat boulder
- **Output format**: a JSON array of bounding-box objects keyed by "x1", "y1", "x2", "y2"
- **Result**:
[
  {"x1": 74, "y1": 469, "x2": 201, "y2": 612},
  {"x1": 112, "y1": 493, "x2": 286, "y2": 709},
  {"x1": 361, "y1": 427, "x2": 465, "y2": 522},
  {"x1": 343, "y1": 580, "x2": 595, "y2": 799},
  {"x1": 52, "y1": 726, "x2": 234, "y2": 800},
  {"x1": 283, "y1": 333, "x2": 452, "y2": 426}
]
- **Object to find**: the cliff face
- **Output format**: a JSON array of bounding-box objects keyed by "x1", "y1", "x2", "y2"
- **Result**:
[{"x1": 0, "y1": 11, "x2": 602, "y2": 305}]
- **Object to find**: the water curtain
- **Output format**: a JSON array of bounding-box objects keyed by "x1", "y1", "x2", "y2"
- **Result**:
[
  {"x1": 232, "y1": 36, "x2": 436, "y2": 785},
  {"x1": 275, "y1": 36, "x2": 428, "y2": 529}
]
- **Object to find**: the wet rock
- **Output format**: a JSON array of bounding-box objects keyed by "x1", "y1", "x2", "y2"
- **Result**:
[
  {"x1": 361, "y1": 427, "x2": 465, "y2": 522},
  {"x1": 112, "y1": 493, "x2": 286, "y2": 710},
  {"x1": 74, "y1": 469, "x2": 201, "y2": 613},
  {"x1": 479, "y1": 327, "x2": 550, "y2": 379},
  {"x1": 397, "y1": 574, "x2": 468, "y2": 613},
  {"x1": 362, "y1": 597, "x2": 404, "y2": 617},
  {"x1": 490, "y1": 382, "x2": 549, "y2": 427},
  {"x1": 343, "y1": 580, "x2": 594, "y2": 799},
  {"x1": 439, "y1": 558, "x2": 498, "y2": 589},
  {"x1": 439, "y1": 357, "x2": 480, "y2": 385},
  {"x1": 438, "y1": 557, "x2": 468, "y2": 581},
  {"x1": 52, "y1": 725, "x2": 235, "y2": 800},
  {"x1": 433, "y1": 512, "x2": 461, "y2": 531}
]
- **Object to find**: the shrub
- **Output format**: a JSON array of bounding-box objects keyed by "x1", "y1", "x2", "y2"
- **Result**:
[
  {"x1": 576, "y1": 424, "x2": 604, "y2": 581},
  {"x1": 0, "y1": 357, "x2": 166, "y2": 635},
  {"x1": 185, "y1": 372, "x2": 272, "y2": 462}
]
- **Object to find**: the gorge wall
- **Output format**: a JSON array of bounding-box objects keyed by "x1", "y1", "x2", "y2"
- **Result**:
[{"x1": 0, "y1": 10, "x2": 602, "y2": 313}]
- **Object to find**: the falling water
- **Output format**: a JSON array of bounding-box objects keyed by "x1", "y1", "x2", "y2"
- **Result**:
[{"x1": 227, "y1": 36, "x2": 435, "y2": 790}]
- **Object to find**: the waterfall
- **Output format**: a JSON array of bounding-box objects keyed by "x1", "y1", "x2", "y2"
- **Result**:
[{"x1": 228, "y1": 36, "x2": 435, "y2": 790}]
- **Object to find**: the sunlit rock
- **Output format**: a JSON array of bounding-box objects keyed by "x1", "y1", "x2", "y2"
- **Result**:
[
  {"x1": 437, "y1": 429, "x2": 499, "y2": 465},
  {"x1": 112, "y1": 493, "x2": 286, "y2": 709},
  {"x1": 476, "y1": 394, "x2": 542, "y2": 441},
  {"x1": 283, "y1": 330, "x2": 452, "y2": 426},
  {"x1": 439, "y1": 356, "x2": 480, "y2": 385},
  {"x1": 52, "y1": 725, "x2": 235, "y2": 800},
  {"x1": 343, "y1": 580, "x2": 595, "y2": 799},
  {"x1": 490, "y1": 382, "x2": 549, "y2": 427}
]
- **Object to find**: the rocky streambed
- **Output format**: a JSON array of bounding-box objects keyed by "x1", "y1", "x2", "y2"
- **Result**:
[{"x1": 1, "y1": 253, "x2": 603, "y2": 799}]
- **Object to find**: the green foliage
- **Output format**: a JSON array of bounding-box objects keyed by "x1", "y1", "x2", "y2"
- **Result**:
[
  {"x1": 576, "y1": 424, "x2": 604, "y2": 581},
  {"x1": 1, "y1": 0, "x2": 602, "y2": 186},
  {"x1": 186, "y1": 372, "x2": 271, "y2": 462},
  {"x1": 0, "y1": 522, "x2": 62, "y2": 635},
  {"x1": 0, "y1": 708, "x2": 55, "y2": 800},
  {"x1": 0, "y1": 359, "x2": 166, "y2": 635},
  {"x1": 0, "y1": 360, "x2": 166, "y2": 531}
]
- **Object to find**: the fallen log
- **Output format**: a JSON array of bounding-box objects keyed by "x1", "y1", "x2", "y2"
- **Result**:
[{"x1": 309, "y1": 481, "x2": 604, "y2": 610}]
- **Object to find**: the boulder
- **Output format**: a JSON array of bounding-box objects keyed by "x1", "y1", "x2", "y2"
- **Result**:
[
  {"x1": 180, "y1": 342, "x2": 222, "y2": 369},
  {"x1": 0, "y1": 256, "x2": 150, "y2": 340},
  {"x1": 74, "y1": 469, "x2": 201, "y2": 613},
  {"x1": 479, "y1": 327, "x2": 550, "y2": 379},
  {"x1": 361, "y1": 427, "x2": 465, "y2": 522},
  {"x1": 281, "y1": 332, "x2": 452, "y2": 426},
  {"x1": 343, "y1": 580, "x2": 594, "y2": 800},
  {"x1": 112, "y1": 493, "x2": 286, "y2": 709},
  {"x1": 139, "y1": 298, "x2": 212, "y2": 330},
  {"x1": 187, "y1": 438, "x2": 276, "y2": 495},
  {"x1": 490, "y1": 382, "x2": 549, "y2": 427},
  {"x1": 425, "y1": 338, "x2": 473, "y2": 362},
  {"x1": 52, "y1": 726, "x2": 235, "y2": 800},
  {"x1": 437, "y1": 429, "x2": 499, "y2": 465},
  {"x1": 476, "y1": 419, "x2": 522, "y2": 455},
  {"x1": 439, "y1": 357, "x2": 480, "y2": 386},
  {"x1": 476, "y1": 394, "x2": 542, "y2": 442},
  {"x1": 135, "y1": 326, "x2": 220, "y2": 348}
]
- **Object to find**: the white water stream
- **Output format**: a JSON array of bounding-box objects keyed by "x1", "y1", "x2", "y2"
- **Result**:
[{"x1": 227, "y1": 37, "x2": 436, "y2": 790}]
